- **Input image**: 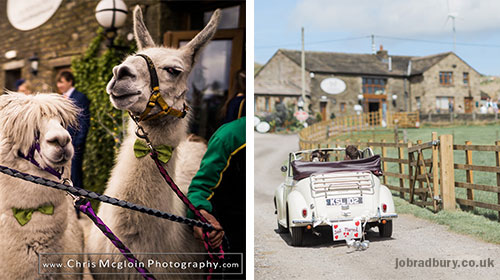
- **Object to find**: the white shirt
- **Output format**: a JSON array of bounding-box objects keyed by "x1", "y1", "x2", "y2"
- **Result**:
[{"x1": 63, "y1": 87, "x2": 75, "y2": 99}]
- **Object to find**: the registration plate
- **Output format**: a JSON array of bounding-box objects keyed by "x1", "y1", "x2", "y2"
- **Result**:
[{"x1": 326, "y1": 197, "x2": 363, "y2": 206}]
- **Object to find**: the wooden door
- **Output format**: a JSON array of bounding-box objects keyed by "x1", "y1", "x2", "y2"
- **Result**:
[
  {"x1": 320, "y1": 101, "x2": 327, "y2": 120},
  {"x1": 464, "y1": 97, "x2": 473, "y2": 113}
]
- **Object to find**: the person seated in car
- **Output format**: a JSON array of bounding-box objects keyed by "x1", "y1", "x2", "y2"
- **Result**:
[
  {"x1": 344, "y1": 145, "x2": 360, "y2": 160},
  {"x1": 311, "y1": 150, "x2": 328, "y2": 162}
]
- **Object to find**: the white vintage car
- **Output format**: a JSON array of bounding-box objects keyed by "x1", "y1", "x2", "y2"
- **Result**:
[{"x1": 274, "y1": 147, "x2": 397, "y2": 246}]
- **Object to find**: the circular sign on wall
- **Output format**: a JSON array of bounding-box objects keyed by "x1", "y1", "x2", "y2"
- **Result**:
[
  {"x1": 7, "y1": 0, "x2": 63, "y2": 31},
  {"x1": 320, "y1": 77, "x2": 346, "y2": 95}
]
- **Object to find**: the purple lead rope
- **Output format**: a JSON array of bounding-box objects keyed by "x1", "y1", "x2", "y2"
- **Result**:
[
  {"x1": 150, "y1": 152, "x2": 225, "y2": 280},
  {"x1": 77, "y1": 200, "x2": 156, "y2": 280}
]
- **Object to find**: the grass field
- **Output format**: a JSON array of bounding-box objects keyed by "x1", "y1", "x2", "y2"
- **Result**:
[{"x1": 327, "y1": 123, "x2": 500, "y2": 221}]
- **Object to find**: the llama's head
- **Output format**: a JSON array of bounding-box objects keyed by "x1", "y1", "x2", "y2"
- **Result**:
[
  {"x1": 0, "y1": 93, "x2": 79, "y2": 173},
  {"x1": 107, "y1": 5, "x2": 221, "y2": 119}
]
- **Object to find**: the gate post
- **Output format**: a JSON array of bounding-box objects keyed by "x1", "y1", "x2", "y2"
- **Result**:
[
  {"x1": 439, "y1": 134, "x2": 456, "y2": 211},
  {"x1": 432, "y1": 132, "x2": 440, "y2": 212}
]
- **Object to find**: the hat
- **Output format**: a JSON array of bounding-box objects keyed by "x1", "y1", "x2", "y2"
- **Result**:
[{"x1": 15, "y1": 79, "x2": 25, "y2": 90}]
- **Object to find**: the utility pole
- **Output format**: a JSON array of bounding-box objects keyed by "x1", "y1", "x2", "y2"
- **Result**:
[
  {"x1": 301, "y1": 27, "x2": 306, "y2": 108},
  {"x1": 371, "y1": 34, "x2": 375, "y2": 54}
]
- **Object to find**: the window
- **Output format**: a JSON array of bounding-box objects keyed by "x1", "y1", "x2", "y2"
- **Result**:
[
  {"x1": 4, "y1": 68, "x2": 21, "y2": 91},
  {"x1": 436, "y1": 96, "x2": 454, "y2": 113},
  {"x1": 362, "y1": 77, "x2": 386, "y2": 94},
  {"x1": 415, "y1": 97, "x2": 421, "y2": 110},
  {"x1": 265, "y1": 97, "x2": 270, "y2": 112},
  {"x1": 163, "y1": 4, "x2": 245, "y2": 139},
  {"x1": 463, "y1": 72, "x2": 469, "y2": 85},
  {"x1": 340, "y1": 102, "x2": 346, "y2": 113},
  {"x1": 439, "y1": 72, "x2": 453, "y2": 86}
]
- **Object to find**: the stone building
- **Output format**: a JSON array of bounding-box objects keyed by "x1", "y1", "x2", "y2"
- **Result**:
[
  {"x1": 255, "y1": 47, "x2": 481, "y2": 119},
  {"x1": 0, "y1": 0, "x2": 246, "y2": 138}
]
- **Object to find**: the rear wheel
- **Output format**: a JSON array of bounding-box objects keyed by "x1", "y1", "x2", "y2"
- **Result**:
[
  {"x1": 290, "y1": 226, "x2": 304, "y2": 246},
  {"x1": 287, "y1": 205, "x2": 304, "y2": 246},
  {"x1": 378, "y1": 220, "x2": 393, "y2": 238},
  {"x1": 277, "y1": 220, "x2": 287, "y2": 233}
]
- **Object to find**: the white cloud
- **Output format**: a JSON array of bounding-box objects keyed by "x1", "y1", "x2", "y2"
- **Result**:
[{"x1": 290, "y1": 0, "x2": 500, "y2": 36}]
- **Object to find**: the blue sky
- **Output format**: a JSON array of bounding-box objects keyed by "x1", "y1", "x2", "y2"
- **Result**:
[{"x1": 255, "y1": 0, "x2": 500, "y2": 76}]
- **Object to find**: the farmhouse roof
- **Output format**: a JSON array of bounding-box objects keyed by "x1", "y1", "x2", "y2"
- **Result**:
[{"x1": 278, "y1": 49, "x2": 456, "y2": 77}]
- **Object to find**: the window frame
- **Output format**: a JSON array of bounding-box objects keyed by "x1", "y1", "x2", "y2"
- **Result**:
[
  {"x1": 463, "y1": 72, "x2": 469, "y2": 85},
  {"x1": 164, "y1": 29, "x2": 244, "y2": 98},
  {"x1": 439, "y1": 71, "x2": 453, "y2": 86},
  {"x1": 362, "y1": 77, "x2": 387, "y2": 94}
]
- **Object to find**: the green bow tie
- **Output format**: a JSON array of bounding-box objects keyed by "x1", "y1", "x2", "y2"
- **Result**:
[
  {"x1": 12, "y1": 204, "x2": 54, "y2": 226},
  {"x1": 134, "y1": 139, "x2": 173, "y2": 164}
]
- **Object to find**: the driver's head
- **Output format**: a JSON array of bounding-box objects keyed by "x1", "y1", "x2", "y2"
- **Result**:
[{"x1": 345, "y1": 145, "x2": 360, "y2": 160}]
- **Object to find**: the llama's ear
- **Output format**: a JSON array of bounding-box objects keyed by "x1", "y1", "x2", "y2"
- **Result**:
[
  {"x1": 182, "y1": 9, "x2": 221, "y2": 65},
  {"x1": 133, "y1": 5, "x2": 155, "y2": 49}
]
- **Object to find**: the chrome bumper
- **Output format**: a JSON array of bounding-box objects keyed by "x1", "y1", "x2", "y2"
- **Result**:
[{"x1": 292, "y1": 213, "x2": 398, "y2": 225}]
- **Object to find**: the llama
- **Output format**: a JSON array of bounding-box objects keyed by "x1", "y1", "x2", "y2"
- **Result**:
[
  {"x1": 0, "y1": 92, "x2": 84, "y2": 279},
  {"x1": 85, "y1": 6, "x2": 219, "y2": 279}
]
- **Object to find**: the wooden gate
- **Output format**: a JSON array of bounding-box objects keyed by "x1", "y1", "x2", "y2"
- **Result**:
[{"x1": 407, "y1": 132, "x2": 441, "y2": 212}]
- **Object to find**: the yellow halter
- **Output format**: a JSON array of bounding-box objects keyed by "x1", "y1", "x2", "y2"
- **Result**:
[{"x1": 134, "y1": 54, "x2": 188, "y2": 122}]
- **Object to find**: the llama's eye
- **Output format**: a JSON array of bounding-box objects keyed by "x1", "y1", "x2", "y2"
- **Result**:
[{"x1": 163, "y1": 67, "x2": 181, "y2": 77}]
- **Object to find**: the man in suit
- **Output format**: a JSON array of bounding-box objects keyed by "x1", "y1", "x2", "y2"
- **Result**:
[{"x1": 56, "y1": 71, "x2": 90, "y2": 189}]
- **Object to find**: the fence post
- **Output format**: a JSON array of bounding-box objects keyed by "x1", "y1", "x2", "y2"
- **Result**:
[
  {"x1": 495, "y1": 141, "x2": 500, "y2": 221},
  {"x1": 335, "y1": 142, "x2": 340, "y2": 161},
  {"x1": 408, "y1": 141, "x2": 414, "y2": 203},
  {"x1": 439, "y1": 134, "x2": 456, "y2": 211},
  {"x1": 382, "y1": 139, "x2": 387, "y2": 185},
  {"x1": 399, "y1": 140, "x2": 406, "y2": 199},
  {"x1": 394, "y1": 125, "x2": 399, "y2": 143},
  {"x1": 432, "y1": 132, "x2": 440, "y2": 212},
  {"x1": 326, "y1": 125, "x2": 330, "y2": 140},
  {"x1": 416, "y1": 140, "x2": 425, "y2": 202},
  {"x1": 465, "y1": 141, "x2": 474, "y2": 211}
]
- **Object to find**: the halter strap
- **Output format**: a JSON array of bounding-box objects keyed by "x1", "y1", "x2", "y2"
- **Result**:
[
  {"x1": 134, "y1": 54, "x2": 188, "y2": 122},
  {"x1": 18, "y1": 135, "x2": 64, "y2": 179}
]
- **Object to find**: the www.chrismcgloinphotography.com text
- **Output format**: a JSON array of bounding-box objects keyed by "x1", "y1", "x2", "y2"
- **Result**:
[
  {"x1": 395, "y1": 257, "x2": 494, "y2": 269},
  {"x1": 38, "y1": 253, "x2": 243, "y2": 275}
]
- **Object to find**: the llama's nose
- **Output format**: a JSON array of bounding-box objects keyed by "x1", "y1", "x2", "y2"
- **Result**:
[
  {"x1": 47, "y1": 134, "x2": 71, "y2": 148},
  {"x1": 114, "y1": 65, "x2": 136, "y2": 80}
]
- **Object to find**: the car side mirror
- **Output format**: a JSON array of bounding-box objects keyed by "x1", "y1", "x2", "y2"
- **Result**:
[{"x1": 280, "y1": 165, "x2": 288, "y2": 172}]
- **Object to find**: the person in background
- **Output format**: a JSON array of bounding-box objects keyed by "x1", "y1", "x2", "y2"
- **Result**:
[
  {"x1": 15, "y1": 79, "x2": 33, "y2": 94},
  {"x1": 220, "y1": 70, "x2": 245, "y2": 124},
  {"x1": 345, "y1": 145, "x2": 360, "y2": 160},
  {"x1": 56, "y1": 71, "x2": 90, "y2": 189}
]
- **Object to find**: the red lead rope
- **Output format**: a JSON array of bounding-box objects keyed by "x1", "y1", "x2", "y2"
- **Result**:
[{"x1": 149, "y1": 151, "x2": 225, "y2": 279}]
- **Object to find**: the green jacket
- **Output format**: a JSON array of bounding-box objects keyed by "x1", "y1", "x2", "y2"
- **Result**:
[{"x1": 187, "y1": 117, "x2": 246, "y2": 218}]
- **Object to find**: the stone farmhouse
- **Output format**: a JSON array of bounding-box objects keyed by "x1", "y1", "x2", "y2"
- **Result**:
[{"x1": 255, "y1": 47, "x2": 481, "y2": 120}]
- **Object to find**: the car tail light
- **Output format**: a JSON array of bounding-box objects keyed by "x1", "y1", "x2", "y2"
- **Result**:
[
  {"x1": 382, "y1": 203, "x2": 387, "y2": 213},
  {"x1": 302, "y1": 209, "x2": 307, "y2": 217}
]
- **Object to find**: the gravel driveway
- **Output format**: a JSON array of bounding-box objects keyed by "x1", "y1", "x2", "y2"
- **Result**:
[{"x1": 254, "y1": 132, "x2": 500, "y2": 280}]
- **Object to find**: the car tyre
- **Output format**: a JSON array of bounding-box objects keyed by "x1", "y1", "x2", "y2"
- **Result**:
[
  {"x1": 277, "y1": 220, "x2": 287, "y2": 233},
  {"x1": 290, "y1": 227, "x2": 304, "y2": 246},
  {"x1": 378, "y1": 220, "x2": 393, "y2": 238}
]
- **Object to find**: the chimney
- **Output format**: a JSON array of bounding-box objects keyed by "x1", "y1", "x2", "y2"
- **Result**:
[{"x1": 376, "y1": 45, "x2": 388, "y2": 60}]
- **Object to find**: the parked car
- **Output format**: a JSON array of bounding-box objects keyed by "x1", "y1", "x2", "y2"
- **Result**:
[{"x1": 274, "y1": 147, "x2": 397, "y2": 246}]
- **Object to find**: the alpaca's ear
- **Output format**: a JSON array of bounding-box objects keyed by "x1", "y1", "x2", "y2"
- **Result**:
[
  {"x1": 133, "y1": 5, "x2": 155, "y2": 49},
  {"x1": 182, "y1": 9, "x2": 221, "y2": 66}
]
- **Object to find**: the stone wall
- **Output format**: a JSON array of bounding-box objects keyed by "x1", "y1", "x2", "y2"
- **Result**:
[
  {"x1": 0, "y1": 0, "x2": 223, "y2": 93},
  {"x1": 0, "y1": 0, "x2": 101, "y2": 92},
  {"x1": 254, "y1": 51, "x2": 307, "y2": 114},
  {"x1": 410, "y1": 53, "x2": 481, "y2": 114}
]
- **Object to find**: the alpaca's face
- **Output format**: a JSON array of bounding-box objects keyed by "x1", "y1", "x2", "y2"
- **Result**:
[
  {"x1": 106, "y1": 5, "x2": 220, "y2": 118},
  {"x1": 107, "y1": 48, "x2": 189, "y2": 114},
  {"x1": 37, "y1": 118, "x2": 73, "y2": 168}
]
